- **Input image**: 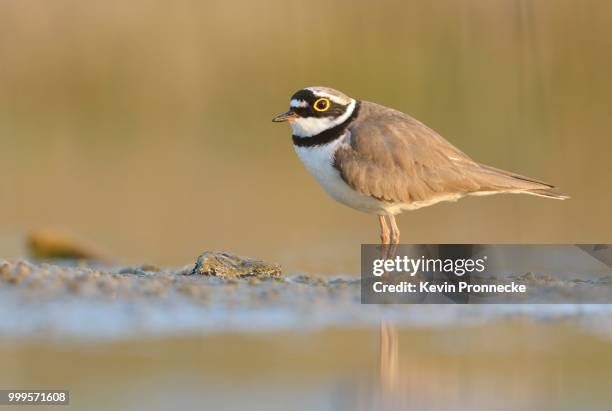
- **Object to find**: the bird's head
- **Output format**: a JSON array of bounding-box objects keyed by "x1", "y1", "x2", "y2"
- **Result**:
[{"x1": 272, "y1": 87, "x2": 357, "y2": 138}]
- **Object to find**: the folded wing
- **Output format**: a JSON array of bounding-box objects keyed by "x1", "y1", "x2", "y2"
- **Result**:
[{"x1": 333, "y1": 101, "x2": 567, "y2": 204}]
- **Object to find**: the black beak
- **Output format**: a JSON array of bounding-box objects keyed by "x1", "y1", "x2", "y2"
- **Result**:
[{"x1": 272, "y1": 110, "x2": 298, "y2": 122}]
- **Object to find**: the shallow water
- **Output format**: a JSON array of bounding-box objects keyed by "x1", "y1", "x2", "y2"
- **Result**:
[{"x1": 2, "y1": 323, "x2": 612, "y2": 411}]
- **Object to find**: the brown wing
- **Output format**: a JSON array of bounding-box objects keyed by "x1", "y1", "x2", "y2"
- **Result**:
[{"x1": 334, "y1": 101, "x2": 560, "y2": 203}]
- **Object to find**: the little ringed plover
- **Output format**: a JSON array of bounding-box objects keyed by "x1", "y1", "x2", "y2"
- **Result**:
[{"x1": 272, "y1": 86, "x2": 568, "y2": 245}]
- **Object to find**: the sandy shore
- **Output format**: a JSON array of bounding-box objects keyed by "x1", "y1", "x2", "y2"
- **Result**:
[{"x1": 1, "y1": 254, "x2": 612, "y2": 341}]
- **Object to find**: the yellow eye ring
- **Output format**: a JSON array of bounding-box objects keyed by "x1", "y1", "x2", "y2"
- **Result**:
[{"x1": 313, "y1": 98, "x2": 331, "y2": 112}]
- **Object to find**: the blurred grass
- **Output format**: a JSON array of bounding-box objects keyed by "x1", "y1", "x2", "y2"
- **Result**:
[{"x1": 0, "y1": 0, "x2": 610, "y2": 273}]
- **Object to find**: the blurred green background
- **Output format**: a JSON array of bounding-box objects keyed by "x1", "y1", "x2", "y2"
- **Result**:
[{"x1": 0, "y1": 0, "x2": 610, "y2": 274}]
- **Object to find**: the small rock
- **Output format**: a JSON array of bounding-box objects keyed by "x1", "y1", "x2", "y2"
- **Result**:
[
  {"x1": 190, "y1": 251, "x2": 281, "y2": 278},
  {"x1": 27, "y1": 229, "x2": 109, "y2": 262}
]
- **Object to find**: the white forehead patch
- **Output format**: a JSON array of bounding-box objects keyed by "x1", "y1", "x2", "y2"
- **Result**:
[
  {"x1": 290, "y1": 99, "x2": 309, "y2": 108},
  {"x1": 305, "y1": 87, "x2": 350, "y2": 105}
]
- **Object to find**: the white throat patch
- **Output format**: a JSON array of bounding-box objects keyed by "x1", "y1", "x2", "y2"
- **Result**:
[{"x1": 291, "y1": 99, "x2": 356, "y2": 138}]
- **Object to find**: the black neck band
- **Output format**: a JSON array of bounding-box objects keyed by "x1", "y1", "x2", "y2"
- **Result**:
[{"x1": 292, "y1": 101, "x2": 361, "y2": 147}]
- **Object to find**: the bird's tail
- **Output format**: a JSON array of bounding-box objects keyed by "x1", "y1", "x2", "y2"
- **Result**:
[
  {"x1": 475, "y1": 163, "x2": 570, "y2": 200},
  {"x1": 523, "y1": 188, "x2": 569, "y2": 200}
]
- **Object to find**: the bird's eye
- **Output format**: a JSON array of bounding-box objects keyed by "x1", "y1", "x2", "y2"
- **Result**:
[{"x1": 313, "y1": 98, "x2": 331, "y2": 112}]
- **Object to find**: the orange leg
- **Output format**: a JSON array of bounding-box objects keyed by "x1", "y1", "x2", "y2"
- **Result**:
[
  {"x1": 389, "y1": 215, "x2": 400, "y2": 244},
  {"x1": 378, "y1": 215, "x2": 390, "y2": 245}
]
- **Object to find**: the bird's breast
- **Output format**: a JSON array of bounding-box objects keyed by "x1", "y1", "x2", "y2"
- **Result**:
[
  {"x1": 293, "y1": 138, "x2": 342, "y2": 186},
  {"x1": 293, "y1": 136, "x2": 389, "y2": 214}
]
